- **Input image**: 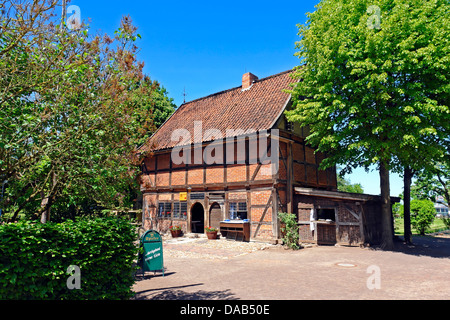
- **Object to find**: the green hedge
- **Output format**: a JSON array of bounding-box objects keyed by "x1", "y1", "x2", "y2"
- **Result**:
[{"x1": 0, "y1": 217, "x2": 139, "y2": 299}]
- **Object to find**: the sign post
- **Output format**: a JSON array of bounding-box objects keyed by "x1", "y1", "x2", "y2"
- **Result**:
[{"x1": 141, "y1": 230, "x2": 164, "y2": 277}]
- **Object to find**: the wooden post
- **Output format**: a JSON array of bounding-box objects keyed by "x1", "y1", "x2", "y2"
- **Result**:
[
  {"x1": 272, "y1": 188, "x2": 279, "y2": 241},
  {"x1": 287, "y1": 141, "x2": 293, "y2": 214}
]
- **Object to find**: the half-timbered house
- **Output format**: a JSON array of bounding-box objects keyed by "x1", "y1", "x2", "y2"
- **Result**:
[{"x1": 137, "y1": 70, "x2": 397, "y2": 245}]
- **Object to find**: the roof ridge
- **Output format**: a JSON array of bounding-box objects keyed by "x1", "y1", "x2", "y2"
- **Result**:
[{"x1": 180, "y1": 69, "x2": 293, "y2": 106}]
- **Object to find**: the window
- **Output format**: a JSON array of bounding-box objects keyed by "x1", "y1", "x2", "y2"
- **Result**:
[
  {"x1": 158, "y1": 202, "x2": 172, "y2": 218},
  {"x1": 173, "y1": 202, "x2": 180, "y2": 218},
  {"x1": 230, "y1": 203, "x2": 237, "y2": 219},
  {"x1": 229, "y1": 202, "x2": 247, "y2": 220},
  {"x1": 285, "y1": 118, "x2": 294, "y2": 131},
  {"x1": 180, "y1": 202, "x2": 187, "y2": 219},
  {"x1": 158, "y1": 203, "x2": 164, "y2": 217},
  {"x1": 172, "y1": 202, "x2": 188, "y2": 219},
  {"x1": 316, "y1": 208, "x2": 335, "y2": 221}
]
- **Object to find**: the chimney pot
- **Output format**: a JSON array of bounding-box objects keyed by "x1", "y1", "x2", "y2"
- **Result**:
[{"x1": 242, "y1": 72, "x2": 258, "y2": 90}]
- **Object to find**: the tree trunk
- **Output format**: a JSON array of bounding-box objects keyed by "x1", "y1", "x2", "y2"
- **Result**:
[
  {"x1": 379, "y1": 161, "x2": 394, "y2": 250},
  {"x1": 403, "y1": 167, "x2": 413, "y2": 244},
  {"x1": 40, "y1": 191, "x2": 50, "y2": 224},
  {"x1": 40, "y1": 170, "x2": 57, "y2": 224}
]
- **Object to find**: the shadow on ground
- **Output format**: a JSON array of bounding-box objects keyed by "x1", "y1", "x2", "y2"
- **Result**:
[
  {"x1": 134, "y1": 283, "x2": 238, "y2": 300},
  {"x1": 373, "y1": 235, "x2": 450, "y2": 259}
]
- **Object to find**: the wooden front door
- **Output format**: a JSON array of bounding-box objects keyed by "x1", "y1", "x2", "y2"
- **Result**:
[{"x1": 209, "y1": 202, "x2": 222, "y2": 230}]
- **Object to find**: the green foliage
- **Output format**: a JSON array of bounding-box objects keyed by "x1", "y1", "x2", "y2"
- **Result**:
[
  {"x1": 443, "y1": 217, "x2": 450, "y2": 230},
  {"x1": 409, "y1": 199, "x2": 436, "y2": 235},
  {"x1": 337, "y1": 175, "x2": 364, "y2": 194},
  {"x1": 0, "y1": 217, "x2": 139, "y2": 299},
  {"x1": 392, "y1": 202, "x2": 403, "y2": 217},
  {"x1": 286, "y1": 0, "x2": 449, "y2": 174},
  {"x1": 279, "y1": 212, "x2": 300, "y2": 250},
  {"x1": 0, "y1": 2, "x2": 175, "y2": 222},
  {"x1": 411, "y1": 162, "x2": 450, "y2": 206}
]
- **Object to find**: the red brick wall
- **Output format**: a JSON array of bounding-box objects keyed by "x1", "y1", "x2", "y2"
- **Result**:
[
  {"x1": 251, "y1": 224, "x2": 272, "y2": 240},
  {"x1": 251, "y1": 207, "x2": 272, "y2": 223},
  {"x1": 156, "y1": 171, "x2": 169, "y2": 187},
  {"x1": 157, "y1": 153, "x2": 170, "y2": 170},
  {"x1": 278, "y1": 189, "x2": 287, "y2": 212},
  {"x1": 251, "y1": 190, "x2": 271, "y2": 205},
  {"x1": 293, "y1": 163, "x2": 305, "y2": 182},
  {"x1": 318, "y1": 170, "x2": 328, "y2": 186},
  {"x1": 141, "y1": 138, "x2": 337, "y2": 191},
  {"x1": 205, "y1": 166, "x2": 224, "y2": 184},
  {"x1": 171, "y1": 170, "x2": 186, "y2": 185},
  {"x1": 278, "y1": 159, "x2": 287, "y2": 180},
  {"x1": 306, "y1": 165, "x2": 317, "y2": 185},
  {"x1": 250, "y1": 189, "x2": 274, "y2": 240},
  {"x1": 144, "y1": 156, "x2": 155, "y2": 171},
  {"x1": 229, "y1": 192, "x2": 247, "y2": 201},
  {"x1": 293, "y1": 143, "x2": 304, "y2": 161},
  {"x1": 188, "y1": 167, "x2": 203, "y2": 185},
  {"x1": 249, "y1": 163, "x2": 272, "y2": 180},
  {"x1": 305, "y1": 146, "x2": 315, "y2": 164},
  {"x1": 227, "y1": 165, "x2": 246, "y2": 183}
]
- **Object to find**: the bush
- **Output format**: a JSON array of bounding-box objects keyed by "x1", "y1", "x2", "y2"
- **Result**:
[
  {"x1": 0, "y1": 217, "x2": 139, "y2": 299},
  {"x1": 279, "y1": 212, "x2": 300, "y2": 250},
  {"x1": 410, "y1": 200, "x2": 436, "y2": 236}
]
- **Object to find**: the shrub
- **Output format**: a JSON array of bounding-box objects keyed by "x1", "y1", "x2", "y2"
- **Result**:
[
  {"x1": 279, "y1": 212, "x2": 300, "y2": 250},
  {"x1": 410, "y1": 200, "x2": 436, "y2": 236},
  {"x1": 0, "y1": 217, "x2": 139, "y2": 299}
]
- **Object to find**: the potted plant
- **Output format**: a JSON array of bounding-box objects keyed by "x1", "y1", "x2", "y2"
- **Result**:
[
  {"x1": 205, "y1": 226, "x2": 218, "y2": 240},
  {"x1": 169, "y1": 225, "x2": 182, "y2": 238}
]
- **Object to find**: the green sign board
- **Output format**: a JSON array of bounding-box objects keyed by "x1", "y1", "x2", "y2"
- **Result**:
[{"x1": 141, "y1": 230, "x2": 164, "y2": 276}]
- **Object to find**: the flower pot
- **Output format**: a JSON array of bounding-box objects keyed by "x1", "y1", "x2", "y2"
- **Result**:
[
  {"x1": 170, "y1": 229, "x2": 181, "y2": 238},
  {"x1": 206, "y1": 231, "x2": 218, "y2": 240}
]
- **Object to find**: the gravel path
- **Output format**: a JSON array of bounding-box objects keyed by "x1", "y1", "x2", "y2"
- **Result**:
[{"x1": 161, "y1": 235, "x2": 274, "y2": 260}]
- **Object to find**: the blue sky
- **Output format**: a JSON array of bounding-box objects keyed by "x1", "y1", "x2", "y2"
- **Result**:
[{"x1": 68, "y1": 0, "x2": 404, "y2": 197}]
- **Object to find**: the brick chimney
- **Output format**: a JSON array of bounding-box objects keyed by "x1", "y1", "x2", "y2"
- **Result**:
[{"x1": 242, "y1": 72, "x2": 258, "y2": 90}]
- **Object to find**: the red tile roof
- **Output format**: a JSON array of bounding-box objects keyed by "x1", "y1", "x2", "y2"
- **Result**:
[{"x1": 139, "y1": 69, "x2": 295, "y2": 152}]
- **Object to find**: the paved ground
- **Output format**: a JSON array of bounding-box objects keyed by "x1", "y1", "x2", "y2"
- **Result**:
[{"x1": 133, "y1": 233, "x2": 450, "y2": 300}]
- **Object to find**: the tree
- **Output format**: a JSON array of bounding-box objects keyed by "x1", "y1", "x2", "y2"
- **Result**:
[
  {"x1": 0, "y1": 1, "x2": 175, "y2": 222},
  {"x1": 400, "y1": 157, "x2": 448, "y2": 243},
  {"x1": 286, "y1": 0, "x2": 450, "y2": 249},
  {"x1": 409, "y1": 199, "x2": 435, "y2": 235},
  {"x1": 337, "y1": 175, "x2": 364, "y2": 194},
  {"x1": 412, "y1": 162, "x2": 450, "y2": 207}
]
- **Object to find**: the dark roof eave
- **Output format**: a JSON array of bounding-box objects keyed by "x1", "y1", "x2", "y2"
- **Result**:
[{"x1": 294, "y1": 187, "x2": 401, "y2": 203}]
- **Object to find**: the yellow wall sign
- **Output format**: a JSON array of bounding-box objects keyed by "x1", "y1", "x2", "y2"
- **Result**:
[{"x1": 179, "y1": 192, "x2": 187, "y2": 201}]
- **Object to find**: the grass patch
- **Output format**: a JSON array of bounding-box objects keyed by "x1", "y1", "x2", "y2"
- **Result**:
[{"x1": 395, "y1": 217, "x2": 449, "y2": 236}]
